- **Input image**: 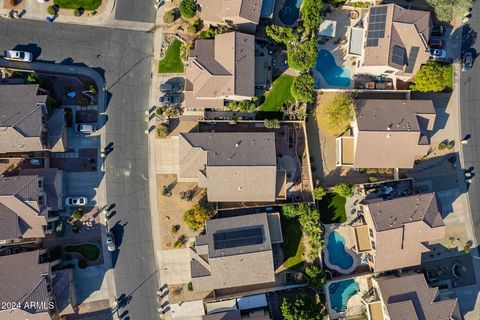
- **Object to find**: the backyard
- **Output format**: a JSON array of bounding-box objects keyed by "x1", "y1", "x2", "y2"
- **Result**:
[
  {"x1": 53, "y1": 0, "x2": 102, "y2": 10},
  {"x1": 158, "y1": 39, "x2": 185, "y2": 74},
  {"x1": 259, "y1": 74, "x2": 295, "y2": 112},
  {"x1": 281, "y1": 216, "x2": 305, "y2": 270},
  {"x1": 318, "y1": 193, "x2": 347, "y2": 224}
]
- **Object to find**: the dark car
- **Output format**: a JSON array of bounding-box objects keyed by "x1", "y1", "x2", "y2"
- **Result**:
[
  {"x1": 431, "y1": 26, "x2": 446, "y2": 36},
  {"x1": 160, "y1": 95, "x2": 181, "y2": 105},
  {"x1": 160, "y1": 83, "x2": 182, "y2": 93},
  {"x1": 429, "y1": 38, "x2": 444, "y2": 49},
  {"x1": 463, "y1": 52, "x2": 474, "y2": 71}
]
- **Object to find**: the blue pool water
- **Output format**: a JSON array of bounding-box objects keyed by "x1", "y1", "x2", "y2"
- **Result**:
[
  {"x1": 329, "y1": 279, "x2": 360, "y2": 312},
  {"x1": 315, "y1": 49, "x2": 351, "y2": 88},
  {"x1": 279, "y1": 0, "x2": 303, "y2": 25},
  {"x1": 327, "y1": 232, "x2": 354, "y2": 270}
]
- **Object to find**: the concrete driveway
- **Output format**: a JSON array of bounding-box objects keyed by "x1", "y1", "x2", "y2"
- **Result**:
[
  {"x1": 158, "y1": 248, "x2": 192, "y2": 285},
  {"x1": 64, "y1": 171, "x2": 104, "y2": 207}
]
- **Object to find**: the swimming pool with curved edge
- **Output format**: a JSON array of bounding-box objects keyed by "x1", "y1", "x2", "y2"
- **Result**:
[
  {"x1": 278, "y1": 0, "x2": 303, "y2": 25},
  {"x1": 327, "y1": 231, "x2": 354, "y2": 269},
  {"x1": 315, "y1": 49, "x2": 351, "y2": 88},
  {"x1": 329, "y1": 279, "x2": 359, "y2": 312}
]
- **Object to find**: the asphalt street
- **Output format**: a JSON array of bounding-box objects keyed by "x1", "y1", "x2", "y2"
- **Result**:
[
  {"x1": 460, "y1": 4, "x2": 480, "y2": 245},
  {"x1": 115, "y1": 0, "x2": 157, "y2": 23},
  {"x1": 0, "y1": 19, "x2": 158, "y2": 319}
]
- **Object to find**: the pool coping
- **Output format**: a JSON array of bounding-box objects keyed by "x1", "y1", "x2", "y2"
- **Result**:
[
  {"x1": 324, "y1": 277, "x2": 360, "y2": 320},
  {"x1": 314, "y1": 50, "x2": 354, "y2": 89},
  {"x1": 323, "y1": 224, "x2": 359, "y2": 274}
]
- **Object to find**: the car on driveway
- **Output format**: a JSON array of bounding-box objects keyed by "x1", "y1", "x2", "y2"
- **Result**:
[
  {"x1": 431, "y1": 26, "x2": 446, "y2": 36},
  {"x1": 65, "y1": 196, "x2": 87, "y2": 206},
  {"x1": 463, "y1": 52, "x2": 474, "y2": 71},
  {"x1": 429, "y1": 38, "x2": 444, "y2": 49},
  {"x1": 4, "y1": 50, "x2": 33, "y2": 62},
  {"x1": 160, "y1": 95, "x2": 181, "y2": 105},
  {"x1": 76, "y1": 124, "x2": 96, "y2": 134},
  {"x1": 160, "y1": 83, "x2": 182, "y2": 93},
  {"x1": 106, "y1": 232, "x2": 116, "y2": 252},
  {"x1": 430, "y1": 48, "x2": 447, "y2": 59}
]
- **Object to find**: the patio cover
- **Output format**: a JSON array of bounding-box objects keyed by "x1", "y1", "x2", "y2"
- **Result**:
[
  {"x1": 318, "y1": 20, "x2": 337, "y2": 37},
  {"x1": 354, "y1": 225, "x2": 371, "y2": 252},
  {"x1": 368, "y1": 301, "x2": 384, "y2": 320},
  {"x1": 349, "y1": 27, "x2": 365, "y2": 56}
]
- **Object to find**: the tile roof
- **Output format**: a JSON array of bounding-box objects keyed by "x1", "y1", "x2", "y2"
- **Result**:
[
  {"x1": 20, "y1": 168, "x2": 62, "y2": 211},
  {"x1": 198, "y1": 0, "x2": 262, "y2": 24},
  {"x1": 377, "y1": 273, "x2": 462, "y2": 320},
  {"x1": 178, "y1": 132, "x2": 277, "y2": 202},
  {"x1": 46, "y1": 109, "x2": 66, "y2": 152},
  {"x1": 203, "y1": 311, "x2": 241, "y2": 320},
  {"x1": 0, "y1": 84, "x2": 48, "y2": 153}
]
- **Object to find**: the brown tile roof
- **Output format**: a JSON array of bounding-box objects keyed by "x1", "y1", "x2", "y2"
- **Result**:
[
  {"x1": 0, "y1": 251, "x2": 52, "y2": 316},
  {"x1": 46, "y1": 109, "x2": 67, "y2": 152},
  {"x1": 363, "y1": 4, "x2": 431, "y2": 76},
  {"x1": 198, "y1": 0, "x2": 262, "y2": 24},
  {"x1": 178, "y1": 132, "x2": 277, "y2": 202},
  {"x1": 377, "y1": 273, "x2": 462, "y2": 320},
  {"x1": 353, "y1": 99, "x2": 435, "y2": 168},
  {"x1": 191, "y1": 212, "x2": 276, "y2": 291},
  {"x1": 0, "y1": 176, "x2": 47, "y2": 240},
  {"x1": 0, "y1": 84, "x2": 48, "y2": 153},
  {"x1": 20, "y1": 168, "x2": 62, "y2": 211},
  {"x1": 203, "y1": 311, "x2": 241, "y2": 320},
  {"x1": 185, "y1": 32, "x2": 255, "y2": 109}
]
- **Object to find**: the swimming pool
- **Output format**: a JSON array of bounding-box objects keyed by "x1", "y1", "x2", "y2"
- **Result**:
[
  {"x1": 315, "y1": 49, "x2": 351, "y2": 88},
  {"x1": 329, "y1": 279, "x2": 359, "y2": 312},
  {"x1": 327, "y1": 231, "x2": 354, "y2": 270},
  {"x1": 279, "y1": 0, "x2": 303, "y2": 25}
]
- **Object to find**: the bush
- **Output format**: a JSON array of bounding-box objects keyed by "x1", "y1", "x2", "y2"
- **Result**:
[
  {"x1": 193, "y1": 18, "x2": 202, "y2": 30},
  {"x1": 301, "y1": 0, "x2": 324, "y2": 31},
  {"x1": 183, "y1": 204, "x2": 214, "y2": 231},
  {"x1": 291, "y1": 74, "x2": 315, "y2": 103},
  {"x1": 438, "y1": 141, "x2": 448, "y2": 150},
  {"x1": 447, "y1": 140, "x2": 455, "y2": 150},
  {"x1": 163, "y1": 11, "x2": 175, "y2": 24},
  {"x1": 349, "y1": 1, "x2": 370, "y2": 7},
  {"x1": 199, "y1": 25, "x2": 229, "y2": 39},
  {"x1": 179, "y1": 0, "x2": 197, "y2": 19},
  {"x1": 227, "y1": 99, "x2": 257, "y2": 112},
  {"x1": 157, "y1": 123, "x2": 169, "y2": 138},
  {"x1": 265, "y1": 25, "x2": 298, "y2": 45},
  {"x1": 333, "y1": 183, "x2": 354, "y2": 198},
  {"x1": 71, "y1": 209, "x2": 83, "y2": 220},
  {"x1": 48, "y1": 5, "x2": 56, "y2": 15},
  {"x1": 27, "y1": 73, "x2": 40, "y2": 84},
  {"x1": 368, "y1": 176, "x2": 378, "y2": 183},
  {"x1": 187, "y1": 25, "x2": 197, "y2": 33},
  {"x1": 73, "y1": 8, "x2": 82, "y2": 17},
  {"x1": 281, "y1": 294, "x2": 324, "y2": 320},
  {"x1": 427, "y1": 0, "x2": 471, "y2": 22},
  {"x1": 411, "y1": 61, "x2": 452, "y2": 92},
  {"x1": 265, "y1": 119, "x2": 280, "y2": 129},
  {"x1": 324, "y1": 93, "x2": 354, "y2": 134},
  {"x1": 187, "y1": 282, "x2": 193, "y2": 291},
  {"x1": 287, "y1": 38, "x2": 318, "y2": 73},
  {"x1": 55, "y1": 220, "x2": 65, "y2": 237},
  {"x1": 171, "y1": 224, "x2": 180, "y2": 234},
  {"x1": 304, "y1": 265, "x2": 326, "y2": 287},
  {"x1": 313, "y1": 186, "x2": 326, "y2": 200}
]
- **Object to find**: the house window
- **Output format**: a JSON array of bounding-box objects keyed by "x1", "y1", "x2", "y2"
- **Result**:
[
  {"x1": 369, "y1": 228, "x2": 374, "y2": 237},
  {"x1": 38, "y1": 179, "x2": 42, "y2": 188},
  {"x1": 367, "y1": 253, "x2": 374, "y2": 262},
  {"x1": 39, "y1": 195, "x2": 44, "y2": 205},
  {"x1": 371, "y1": 240, "x2": 376, "y2": 250}
]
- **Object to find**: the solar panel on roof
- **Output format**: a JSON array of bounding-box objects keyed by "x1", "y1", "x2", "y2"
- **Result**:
[
  {"x1": 391, "y1": 45, "x2": 406, "y2": 66},
  {"x1": 405, "y1": 46, "x2": 420, "y2": 74},
  {"x1": 366, "y1": 6, "x2": 387, "y2": 47},
  {"x1": 213, "y1": 226, "x2": 264, "y2": 250}
]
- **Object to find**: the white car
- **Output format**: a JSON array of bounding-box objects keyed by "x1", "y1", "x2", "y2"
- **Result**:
[
  {"x1": 430, "y1": 48, "x2": 447, "y2": 60},
  {"x1": 65, "y1": 196, "x2": 87, "y2": 207},
  {"x1": 4, "y1": 50, "x2": 33, "y2": 62},
  {"x1": 77, "y1": 124, "x2": 96, "y2": 133},
  {"x1": 106, "y1": 232, "x2": 116, "y2": 252}
]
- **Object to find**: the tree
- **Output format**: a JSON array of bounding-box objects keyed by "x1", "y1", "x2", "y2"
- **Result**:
[
  {"x1": 265, "y1": 25, "x2": 299, "y2": 45},
  {"x1": 410, "y1": 61, "x2": 452, "y2": 92},
  {"x1": 301, "y1": 0, "x2": 324, "y2": 32},
  {"x1": 157, "y1": 123, "x2": 169, "y2": 138},
  {"x1": 333, "y1": 183, "x2": 354, "y2": 198},
  {"x1": 199, "y1": 25, "x2": 229, "y2": 39},
  {"x1": 179, "y1": 0, "x2": 197, "y2": 19},
  {"x1": 323, "y1": 92, "x2": 354, "y2": 134},
  {"x1": 163, "y1": 10, "x2": 175, "y2": 24},
  {"x1": 288, "y1": 38, "x2": 318, "y2": 73},
  {"x1": 264, "y1": 119, "x2": 280, "y2": 129},
  {"x1": 282, "y1": 102, "x2": 307, "y2": 121},
  {"x1": 305, "y1": 265, "x2": 327, "y2": 287},
  {"x1": 291, "y1": 74, "x2": 315, "y2": 103},
  {"x1": 427, "y1": 0, "x2": 471, "y2": 22},
  {"x1": 281, "y1": 294, "x2": 324, "y2": 320},
  {"x1": 227, "y1": 100, "x2": 257, "y2": 112},
  {"x1": 71, "y1": 209, "x2": 83, "y2": 221},
  {"x1": 183, "y1": 204, "x2": 214, "y2": 231},
  {"x1": 313, "y1": 186, "x2": 326, "y2": 200}
]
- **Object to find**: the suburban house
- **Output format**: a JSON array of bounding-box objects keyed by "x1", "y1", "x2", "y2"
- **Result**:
[
  {"x1": 362, "y1": 273, "x2": 462, "y2": 320},
  {"x1": 189, "y1": 211, "x2": 283, "y2": 296},
  {"x1": 0, "y1": 84, "x2": 67, "y2": 154},
  {"x1": 178, "y1": 132, "x2": 286, "y2": 202},
  {"x1": 184, "y1": 32, "x2": 255, "y2": 110},
  {"x1": 0, "y1": 174, "x2": 61, "y2": 247},
  {"x1": 336, "y1": 99, "x2": 436, "y2": 169},
  {"x1": 350, "y1": 4, "x2": 431, "y2": 80},
  {"x1": 197, "y1": 0, "x2": 263, "y2": 33},
  {"x1": 352, "y1": 192, "x2": 445, "y2": 272},
  {"x1": 0, "y1": 250, "x2": 77, "y2": 320}
]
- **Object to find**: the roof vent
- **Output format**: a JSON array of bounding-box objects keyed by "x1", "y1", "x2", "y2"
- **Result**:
[
  {"x1": 386, "y1": 134, "x2": 391, "y2": 138},
  {"x1": 238, "y1": 186, "x2": 242, "y2": 191},
  {"x1": 387, "y1": 124, "x2": 392, "y2": 131},
  {"x1": 235, "y1": 143, "x2": 239, "y2": 147}
]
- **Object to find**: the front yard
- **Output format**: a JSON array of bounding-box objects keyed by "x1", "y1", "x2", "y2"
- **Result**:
[
  {"x1": 158, "y1": 39, "x2": 185, "y2": 74},
  {"x1": 53, "y1": 0, "x2": 102, "y2": 10},
  {"x1": 259, "y1": 74, "x2": 295, "y2": 112},
  {"x1": 318, "y1": 193, "x2": 347, "y2": 224}
]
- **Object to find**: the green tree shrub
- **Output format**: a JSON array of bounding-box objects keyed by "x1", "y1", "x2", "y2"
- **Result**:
[
  {"x1": 199, "y1": 25, "x2": 229, "y2": 39},
  {"x1": 27, "y1": 73, "x2": 40, "y2": 84},
  {"x1": 287, "y1": 38, "x2": 318, "y2": 72},
  {"x1": 163, "y1": 10, "x2": 175, "y2": 24},
  {"x1": 411, "y1": 61, "x2": 452, "y2": 92},
  {"x1": 438, "y1": 141, "x2": 448, "y2": 150},
  {"x1": 179, "y1": 0, "x2": 197, "y2": 19},
  {"x1": 183, "y1": 204, "x2": 214, "y2": 231},
  {"x1": 265, "y1": 25, "x2": 299, "y2": 45},
  {"x1": 323, "y1": 92, "x2": 354, "y2": 134},
  {"x1": 313, "y1": 186, "x2": 326, "y2": 200},
  {"x1": 73, "y1": 8, "x2": 82, "y2": 17},
  {"x1": 281, "y1": 294, "x2": 324, "y2": 320},
  {"x1": 71, "y1": 209, "x2": 83, "y2": 220},
  {"x1": 291, "y1": 74, "x2": 315, "y2": 103},
  {"x1": 157, "y1": 123, "x2": 170, "y2": 138},
  {"x1": 426, "y1": 0, "x2": 471, "y2": 22},
  {"x1": 333, "y1": 183, "x2": 354, "y2": 198},
  {"x1": 227, "y1": 100, "x2": 257, "y2": 112},
  {"x1": 304, "y1": 265, "x2": 326, "y2": 287},
  {"x1": 187, "y1": 25, "x2": 197, "y2": 33},
  {"x1": 368, "y1": 176, "x2": 378, "y2": 183},
  {"x1": 301, "y1": 0, "x2": 324, "y2": 32},
  {"x1": 187, "y1": 282, "x2": 193, "y2": 291},
  {"x1": 171, "y1": 224, "x2": 180, "y2": 234},
  {"x1": 264, "y1": 119, "x2": 280, "y2": 129},
  {"x1": 47, "y1": 5, "x2": 56, "y2": 15}
]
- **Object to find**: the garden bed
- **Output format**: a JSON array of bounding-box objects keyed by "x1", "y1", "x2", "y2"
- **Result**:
[
  {"x1": 318, "y1": 193, "x2": 347, "y2": 224},
  {"x1": 64, "y1": 243, "x2": 100, "y2": 261},
  {"x1": 53, "y1": 0, "x2": 102, "y2": 10},
  {"x1": 158, "y1": 39, "x2": 184, "y2": 74}
]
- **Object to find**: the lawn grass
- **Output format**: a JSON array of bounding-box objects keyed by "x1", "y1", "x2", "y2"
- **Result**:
[
  {"x1": 259, "y1": 75, "x2": 295, "y2": 112},
  {"x1": 318, "y1": 193, "x2": 347, "y2": 224},
  {"x1": 158, "y1": 39, "x2": 184, "y2": 74},
  {"x1": 64, "y1": 243, "x2": 100, "y2": 261},
  {"x1": 53, "y1": 0, "x2": 101, "y2": 10},
  {"x1": 281, "y1": 216, "x2": 305, "y2": 270}
]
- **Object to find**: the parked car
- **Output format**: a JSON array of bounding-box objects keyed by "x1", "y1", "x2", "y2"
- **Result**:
[
  {"x1": 160, "y1": 83, "x2": 182, "y2": 93},
  {"x1": 428, "y1": 38, "x2": 444, "y2": 49},
  {"x1": 29, "y1": 158, "x2": 43, "y2": 166},
  {"x1": 77, "y1": 124, "x2": 96, "y2": 133},
  {"x1": 463, "y1": 52, "x2": 474, "y2": 71},
  {"x1": 4, "y1": 50, "x2": 33, "y2": 62},
  {"x1": 106, "y1": 232, "x2": 116, "y2": 252},
  {"x1": 65, "y1": 196, "x2": 88, "y2": 207},
  {"x1": 431, "y1": 26, "x2": 446, "y2": 36},
  {"x1": 430, "y1": 48, "x2": 447, "y2": 59},
  {"x1": 159, "y1": 95, "x2": 181, "y2": 105}
]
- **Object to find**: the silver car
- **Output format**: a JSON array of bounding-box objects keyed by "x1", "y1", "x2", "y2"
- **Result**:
[
  {"x1": 463, "y1": 52, "x2": 473, "y2": 71},
  {"x1": 65, "y1": 196, "x2": 88, "y2": 206},
  {"x1": 106, "y1": 232, "x2": 116, "y2": 252},
  {"x1": 4, "y1": 50, "x2": 33, "y2": 62}
]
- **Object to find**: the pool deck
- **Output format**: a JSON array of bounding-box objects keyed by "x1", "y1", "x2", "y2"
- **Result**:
[
  {"x1": 325, "y1": 275, "x2": 371, "y2": 320},
  {"x1": 323, "y1": 224, "x2": 360, "y2": 274}
]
